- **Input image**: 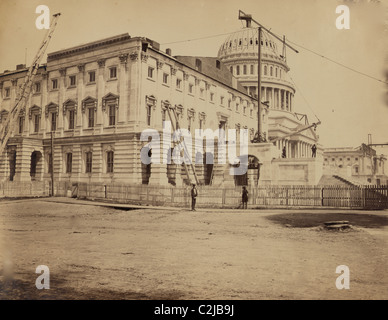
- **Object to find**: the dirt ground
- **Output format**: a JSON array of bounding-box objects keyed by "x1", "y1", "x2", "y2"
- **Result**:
[{"x1": 0, "y1": 198, "x2": 387, "y2": 300}]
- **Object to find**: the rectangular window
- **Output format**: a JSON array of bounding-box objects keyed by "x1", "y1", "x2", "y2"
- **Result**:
[
  {"x1": 188, "y1": 117, "x2": 192, "y2": 133},
  {"x1": 162, "y1": 109, "x2": 167, "y2": 122},
  {"x1": 18, "y1": 117, "x2": 24, "y2": 134},
  {"x1": 34, "y1": 82, "x2": 41, "y2": 93},
  {"x1": 52, "y1": 79, "x2": 58, "y2": 90},
  {"x1": 88, "y1": 108, "x2": 94, "y2": 128},
  {"x1": 69, "y1": 75, "x2": 76, "y2": 86},
  {"x1": 89, "y1": 71, "x2": 96, "y2": 83},
  {"x1": 148, "y1": 67, "x2": 154, "y2": 78},
  {"x1": 243, "y1": 65, "x2": 247, "y2": 75},
  {"x1": 228, "y1": 100, "x2": 231, "y2": 109},
  {"x1": 220, "y1": 96, "x2": 224, "y2": 105},
  {"x1": 68, "y1": 110, "x2": 75, "y2": 130},
  {"x1": 109, "y1": 67, "x2": 117, "y2": 79},
  {"x1": 5, "y1": 87, "x2": 10, "y2": 98},
  {"x1": 34, "y1": 114, "x2": 40, "y2": 133},
  {"x1": 250, "y1": 65, "x2": 254, "y2": 74},
  {"x1": 146, "y1": 105, "x2": 152, "y2": 126},
  {"x1": 236, "y1": 66, "x2": 240, "y2": 75},
  {"x1": 236, "y1": 103, "x2": 239, "y2": 112},
  {"x1": 210, "y1": 92, "x2": 214, "y2": 102},
  {"x1": 85, "y1": 152, "x2": 92, "y2": 173},
  {"x1": 189, "y1": 84, "x2": 194, "y2": 94},
  {"x1": 163, "y1": 73, "x2": 169, "y2": 84},
  {"x1": 200, "y1": 88, "x2": 204, "y2": 98},
  {"x1": 107, "y1": 151, "x2": 114, "y2": 173},
  {"x1": 109, "y1": 105, "x2": 116, "y2": 126},
  {"x1": 176, "y1": 78, "x2": 182, "y2": 89},
  {"x1": 51, "y1": 112, "x2": 57, "y2": 131},
  {"x1": 48, "y1": 154, "x2": 53, "y2": 174},
  {"x1": 199, "y1": 119, "x2": 203, "y2": 130},
  {"x1": 66, "y1": 153, "x2": 72, "y2": 173}
]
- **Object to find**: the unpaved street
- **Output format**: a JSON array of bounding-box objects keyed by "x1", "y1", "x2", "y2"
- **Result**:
[{"x1": 0, "y1": 198, "x2": 387, "y2": 300}]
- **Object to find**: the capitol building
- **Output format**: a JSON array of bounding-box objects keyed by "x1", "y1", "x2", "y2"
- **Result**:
[
  {"x1": 217, "y1": 23, "x2": 319, "y2": 159},
  {"x1": 0, "y1": 21, "x2": 323, "y2": 190}
]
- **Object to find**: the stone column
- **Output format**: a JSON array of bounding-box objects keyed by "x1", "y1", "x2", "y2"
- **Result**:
[
  {"x1": 58, "y1": 68, "x2": 66, "y2": 136},
  {"x1": 41, "y1": 72, "x2": 48, "y2": 138},
  {"x1": 96, "y1": 59, "x2": 105, "y2": 132},
  {"x1": 118, "y1": 53, "x2": 129, "y2": 125},
  {"x1": 76, "y1": 64, "x2": 85, "y2": 134}
]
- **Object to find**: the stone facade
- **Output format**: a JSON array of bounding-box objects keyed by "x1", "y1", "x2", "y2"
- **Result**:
[
  {"x1": 322, "y1": 144, "x2": 388, "y2": 185},
  {"x1": 0, "y1": 33, "x2": 263, "y2": 187}
]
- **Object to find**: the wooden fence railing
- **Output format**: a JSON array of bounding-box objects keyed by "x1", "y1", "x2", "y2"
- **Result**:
[{"x1": 1, "y1": 180, "x2": 387, "y2": 209}]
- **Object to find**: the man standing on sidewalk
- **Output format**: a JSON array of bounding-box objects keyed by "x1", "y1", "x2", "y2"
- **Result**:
[{"x1": 191, "y1": 183, "x2": 198, "y2": 211}]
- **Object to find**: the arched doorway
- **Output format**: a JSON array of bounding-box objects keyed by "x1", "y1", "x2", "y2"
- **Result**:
[
  {"x1": 30, "y1": 151, "x2": 42, "y2": 181},
  {"x1": 234, "y1": 155, "x2": 260, "y2": 186},
  {"x1": 204, "y1": 152, "x2": 214, "y2": 185}
]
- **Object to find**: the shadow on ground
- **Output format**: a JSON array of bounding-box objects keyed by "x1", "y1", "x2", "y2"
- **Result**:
[
  {"x1": 266, "y1": 212, "x2": 388, "y2": 228},
  {"x1": 0, "y1": 276, "x2": 184, "y2": 300}
]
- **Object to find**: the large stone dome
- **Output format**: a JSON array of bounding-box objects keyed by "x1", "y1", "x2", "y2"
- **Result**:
[
  {"x1": 218, "y1": 27, "x2": 288, "y2": 69},
  {"x1": 217, "y1": 26, "x2": 295, "y2": 114}
]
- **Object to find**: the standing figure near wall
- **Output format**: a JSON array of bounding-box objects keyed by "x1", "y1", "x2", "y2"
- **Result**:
[
  {"x1": 282, "y1": 146, "x2": 286, "y2": 158},
  {"x1": 311, "y1": 144, "x2": 317, "y2": 158},
  {"x1": 242, "y1": 186, "x2": 248, "y2": 209},
  {"x1": 191, "y1": 183, "x2": 198, "y2": 211}
]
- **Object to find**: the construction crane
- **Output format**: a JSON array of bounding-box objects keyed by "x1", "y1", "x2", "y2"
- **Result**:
[
  {"x1": 166, "y1": 106, "x2": 200, "y2": 185},
  {"x1": 269, "y1": 120, "x2": 321, "y2": 143},
  {"x1": 0, "y1": 13, "x2": 61, "y2": 156}
]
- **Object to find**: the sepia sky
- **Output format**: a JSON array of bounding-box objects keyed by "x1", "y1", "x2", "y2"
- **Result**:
[{"x1": 0, "y1": 0, "x2": 387, "y2": 150}]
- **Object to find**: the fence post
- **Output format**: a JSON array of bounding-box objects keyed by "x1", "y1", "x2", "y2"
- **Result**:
[
  {"x1": 321, "y1": 187, "x2": 324, "y2": 207},
  {"x1": 286, "y1": 187, "x2": 289, "y2": 206}
]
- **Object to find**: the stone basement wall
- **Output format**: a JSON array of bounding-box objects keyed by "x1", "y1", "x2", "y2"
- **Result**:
[{"x1": 0, "y1": 181, "x2": 51, "y2": 198}]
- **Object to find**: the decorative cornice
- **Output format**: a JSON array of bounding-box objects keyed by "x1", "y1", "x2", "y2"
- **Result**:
[
  {"x1": 47, "y1": 33, "x2": 131, "y2": 62},
  {"x1": 45, "y1": 103, "x2": 59, "y2": 118},
  {"x1": 77, "y1": 64, "x2": 85, "y2": 72},
  {"x1": 102, "y1": 92, "x2": 119, "y2": 112},
  {"x1": 128, "y1": 52, "x2": 138, "y2": 62},
  {"x1": 81, "y1": 96, "x2": 98, "y2": 113},
  {"x1": 97, "y1": 58, "x2": 106, "y2": 68},
  {"x1": 187, "y1": 108, "x2": 195, "y2": 120},
  {"x1": 59, "y1": 68, "x2": 66, "y2": 77},
  {"x1": 199, "y1": 111, "x2": 206, "y2": 120},
  {"x1": 29, "y1": 105, "x2": 41, "y2": 119},
  {"x1": 119, "y1": 53, "x2": 129, "y2": 64},
  {"x1": 141, "y1": 53, "x2": 149, "y2": 63},
  {"x1": 157, "y1": 61, "x2": 164, "y2": 69},
  {"x1": 63, "y1": 99, "x2": 77, "y2": 115},
  {"x1": 146, "y1": 95, "x2": 157, "y2": 108}
]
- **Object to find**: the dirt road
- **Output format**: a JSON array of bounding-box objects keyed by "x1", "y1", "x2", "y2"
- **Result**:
[{"x1": 0, "y1": 198, "x2": 387, "y2": 299}]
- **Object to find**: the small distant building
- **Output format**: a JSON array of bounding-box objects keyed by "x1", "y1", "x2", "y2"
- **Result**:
[{"x1": 320, "y1": 144, "x2": 388, "y2": 186}]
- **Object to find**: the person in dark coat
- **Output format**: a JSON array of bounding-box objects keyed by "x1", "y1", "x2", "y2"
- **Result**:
[
  {"x1": 311, "y1": 144, "x2": 317, "y2": 157},
  {"x1": 191, "y1": 183, "x2": 198, "y2": 211},
  {"x1": 242, "y1": 186, "x2": 248, "y2": 209}
]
